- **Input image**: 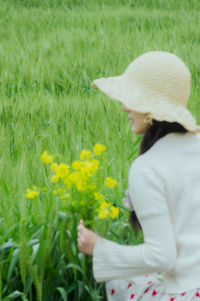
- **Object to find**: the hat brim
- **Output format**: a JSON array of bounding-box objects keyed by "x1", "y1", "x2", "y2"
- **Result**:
[{"x1": 91, "y1": 75, "x2": 200, "y2": 133}]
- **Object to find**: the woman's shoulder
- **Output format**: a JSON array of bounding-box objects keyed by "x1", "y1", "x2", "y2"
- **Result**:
[
  {"x1": 129, "y1": 131, "x2": 200, "y2": 179},
  {"x1": 129, "y1": 154, "x2": 153, "y2": 175},
  {"x1": 129, "y1": 147, "x2": 165, "y2": 178}
]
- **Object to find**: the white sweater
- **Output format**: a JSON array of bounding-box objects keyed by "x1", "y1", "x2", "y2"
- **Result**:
[{"x1": 93, "y1": 131, "x2": 200, "y2": 294}]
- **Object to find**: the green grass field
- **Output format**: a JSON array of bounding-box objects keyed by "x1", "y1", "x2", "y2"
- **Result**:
[{"x1": 0, "y1": 0, "x2": 200, "y2": 300}]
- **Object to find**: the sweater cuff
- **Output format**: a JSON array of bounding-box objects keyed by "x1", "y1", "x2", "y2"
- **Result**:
[
  {"x1": 92, "y1": 236, "x2": 107, "y2": 282},
  {"x1": 92, "y1": 236, "x2": 144, "y2": 282}
]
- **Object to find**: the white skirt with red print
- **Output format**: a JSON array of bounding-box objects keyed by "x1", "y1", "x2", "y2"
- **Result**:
[{"x1": 105, "y1": 272, "x2": 200, "y2": 300}]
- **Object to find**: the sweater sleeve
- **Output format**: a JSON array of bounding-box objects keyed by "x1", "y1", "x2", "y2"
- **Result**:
[{"x1": 92, "y1": 165, "x2": 177, "y2": 282}]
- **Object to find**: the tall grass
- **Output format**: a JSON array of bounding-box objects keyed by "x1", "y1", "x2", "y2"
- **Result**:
[{"x1": 0, "y1": 0, "x2": 200, "y2": 300}]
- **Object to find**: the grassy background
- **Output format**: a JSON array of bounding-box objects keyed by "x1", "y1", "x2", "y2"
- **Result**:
[{"x1": 0, "y1": 0, "x2": 200, "y2": 300}]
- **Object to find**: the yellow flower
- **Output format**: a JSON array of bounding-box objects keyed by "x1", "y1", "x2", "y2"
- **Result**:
[
  {"x1": 26, "y1": 189, "x2": 39, "y2": 200},
  {"x1": 50, "y1": 163, "x2": 58, "y2": 172},
  {"x1": 104, "y1": 177, "x2": 118, "y2": 188},
  {"x1": 98, "y1": 206, "x2": 110, "y2": 219},
  {"x1": 51, "y1": 174, "x2": 60, "y2": 183},
  {"x1": 80, "y1": 169, "x2": 92, "y2": 178},
  {"x1": 67, "y1": 172, "x2": 80, "y2": 183},
  {"x1": 110, "y1": 206, "x2": 119, "y2": 219},
  {"x1": 80, "y1": 160, "x2": 99, "y2": 177},
  {"x1": 97, "y1": 201, "x2": 119, "y2": 219},
  {"x1": 41, "y1": 151, "x2": 53, "y2": 164},
  {"x1": 80, "y1": 150, "x2": 93, "y2": 160},
  {"x1": 72, "y1": 160, "x2": 82, "y2": 170},
  {"x1": 76, "y1": 179, "x2": 87, "y2": 192},
  {"x1": 42, "y1": 187, "x2": 47, "y2": 191},
  {"x1": 98, "y1": 210, "x2": 109, "y2": 219},
  {"x1": 94, "y1": 192, "x2": 105, "y2": 202},
  {"x1": 90, "y1": 159, "x2": 99, "y2": 171},
  {"x1": 93, "y1": 144, "x2": 106, "y2": 156},
  {"x1": 64, "y1": 172, "x2": 83, "y2": 189},
  {"x1": 100, "y1": 200, "x2": 110, "y2": 209},
  {"x1": 55, "y1": 164, "x2": 70, "y2": 178},
  {"x1": 64, "y1": 177, "x2": 72, "y2": 189},
  {"x1": 80, "y1": 200, "x2": 85, "y2": 206},
  {"x1": 33, "y1": 185, "x2": 38, "y2": 190}
]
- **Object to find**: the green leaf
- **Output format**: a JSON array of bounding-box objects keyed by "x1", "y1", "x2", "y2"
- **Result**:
[
  {"x1": 0, "y1": 178, "x2": 10, "y2": 196},
  {"x1": 4, "y1": 290, "x2": 24, "y2": 300},
  {"x1": 0, "y1": 239, "x2": 16, "y2": 251},
  {"x1": 21, "y1": 296, "x2": 29, "y2": 301},
  {"x1": 24, "y1": 274, "x2": 33, "y2": 295},
  {"x1": 56, "y1": 287, "x2": 67, "y2": 301},
  {"x1": 66, "y1": 263, "x2": 83, "y2": 275},
  {"x1": 7, "y1": 248, "x2": 19, "y2": 281},
  {"x1": 65, "y1": 282, "x2": 77, "y2": 296}
]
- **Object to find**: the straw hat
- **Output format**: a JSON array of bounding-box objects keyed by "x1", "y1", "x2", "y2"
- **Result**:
[{"x1": 91, "y1": 51, "x2": 200, "y2": 133}]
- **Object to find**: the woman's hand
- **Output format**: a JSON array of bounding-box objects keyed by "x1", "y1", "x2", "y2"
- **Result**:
[{"x1": 77, "y1": 219, "x2": 101, "y2": 256}]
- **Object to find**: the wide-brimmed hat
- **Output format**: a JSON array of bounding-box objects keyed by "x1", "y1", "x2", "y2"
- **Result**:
[{"x1": 91, "y1": 51, "x2": 200, "y2": 133}]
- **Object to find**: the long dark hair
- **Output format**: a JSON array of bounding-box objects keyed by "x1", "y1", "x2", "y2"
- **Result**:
[{"x1": 129, "y1": 119, "x2": 188, "y2": 231}]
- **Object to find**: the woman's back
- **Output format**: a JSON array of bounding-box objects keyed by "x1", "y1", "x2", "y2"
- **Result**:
[{"x1": 130, "y1": 131, "x2": 200, "y2": 291}]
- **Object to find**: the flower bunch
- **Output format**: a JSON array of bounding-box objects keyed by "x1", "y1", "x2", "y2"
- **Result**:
[
  {"x1": 94, "y1": 192, "x2": 119, "y2": 219},
  {"x1": 25, "y1": 144, "x2": 120, "y2": 226}
]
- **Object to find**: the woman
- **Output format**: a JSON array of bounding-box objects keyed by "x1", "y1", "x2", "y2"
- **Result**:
[{"x1": 77, "y1": 51, "x2": 200, "y2": 300}]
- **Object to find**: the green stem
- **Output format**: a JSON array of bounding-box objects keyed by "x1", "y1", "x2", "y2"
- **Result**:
[{"x1": 103, "y1": 219, "x2": 110, "y2": 239}]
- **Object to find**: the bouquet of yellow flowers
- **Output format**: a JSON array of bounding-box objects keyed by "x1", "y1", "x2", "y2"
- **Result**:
[
  {"x1": 26, "y1": 144, "x2": 119, "y2": 229},
  {"x1": 22, "y1": 144, "x2": 121, "y2": 299}
]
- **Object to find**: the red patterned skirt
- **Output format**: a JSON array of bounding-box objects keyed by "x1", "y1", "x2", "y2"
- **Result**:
[{"x1": 105, "y1": 272, "x2": 200, "y2": 300}]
